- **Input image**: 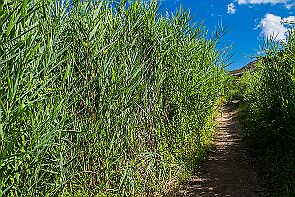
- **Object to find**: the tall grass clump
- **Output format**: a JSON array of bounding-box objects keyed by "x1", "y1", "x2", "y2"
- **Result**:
[
  {"x1": 0, "y1": 0, "x2": 229, "y2": 196},
  {"x1": 241, "y1": 29, "x2": 295, "y2": 196}
]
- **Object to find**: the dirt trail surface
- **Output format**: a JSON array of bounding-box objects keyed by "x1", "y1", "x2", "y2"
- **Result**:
[{"x1": 170, "y1": 101, "x2": 272, "y2": 197}]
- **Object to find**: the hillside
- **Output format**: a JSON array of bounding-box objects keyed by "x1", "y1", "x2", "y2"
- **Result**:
[{"x1": 230, "y1": 60, "x2": 257, "y2": 77}]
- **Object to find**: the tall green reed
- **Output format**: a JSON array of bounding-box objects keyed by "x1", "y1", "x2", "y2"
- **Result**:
[
  {"x1": 240, "y1": 29, "x2": 295, "y2": 196},
  {"x1": 0, "y1": 0, "x2": 229, "y2": 196}
]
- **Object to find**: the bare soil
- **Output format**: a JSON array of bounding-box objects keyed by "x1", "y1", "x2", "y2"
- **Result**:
[{"x1": 168, "y1": 101, "x2": 273, "y2": 197}]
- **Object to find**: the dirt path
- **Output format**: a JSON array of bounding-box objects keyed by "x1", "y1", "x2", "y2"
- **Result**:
[{"x1": 170, "y1": 101, "x2": 272, "y2": 197}]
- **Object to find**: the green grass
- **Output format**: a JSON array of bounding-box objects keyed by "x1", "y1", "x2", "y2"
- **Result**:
[
  {"x1": 0, "y1": 0, "x2": 229, "y2": 196},
  {"x1": 240, "y1": 29, "x2": 295, "y2": 196}
]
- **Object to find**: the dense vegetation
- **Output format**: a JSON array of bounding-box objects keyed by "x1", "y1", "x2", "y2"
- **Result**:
[
  {"x1": 0, "y1": 0, "x2": 229, "y2": 196},
  {"x1": 240, "y1": 30, "x2": 295, "y2": 196}
]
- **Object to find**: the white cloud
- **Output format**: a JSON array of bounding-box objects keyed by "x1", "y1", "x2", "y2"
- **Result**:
[
  {"x1": 237, "y1": 0, "x2": 290, "y2": 5},
  {"x1": 227, "y1": 3, "x2": 237, "y2": 14},
  {"x1": 235, "y1": 0, "x2": 294, "y2": 10},
  {"x1": 285, "y1": 2, "x2": 295, "y2": 9},
  {"x1": 258, "y1": 13, "x2": 295, "y2": 41},
  {"x1": 282, "y1": 15, "x2": 295, "y2": 23}
]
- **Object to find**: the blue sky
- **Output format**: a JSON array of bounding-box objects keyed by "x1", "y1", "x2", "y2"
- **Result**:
[{"x1": 157, "y1": 0, "x2": 295, "y2": 70}]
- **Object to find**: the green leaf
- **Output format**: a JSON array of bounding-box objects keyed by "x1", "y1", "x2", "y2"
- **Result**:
[
  {"x1": 3, "y1": 0, "x2": 10, "y2": 5},
  {"x1": 6, "y1": 8, "x2": 15, "y2": 36},
  {"x1": 0, "y1": 107, "x2": 3, "y2": 141},
  {"x1": 89, "y1": 22, "x2": 100, "y2": 41},
  {"x1": 0, "y1": 98, "x2": 6, "y2": 118}
]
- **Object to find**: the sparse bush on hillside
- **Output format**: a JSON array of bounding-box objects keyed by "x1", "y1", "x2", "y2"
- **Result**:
[{"x1": 0, "y1": 0, "x2": 229, "y2": 196}]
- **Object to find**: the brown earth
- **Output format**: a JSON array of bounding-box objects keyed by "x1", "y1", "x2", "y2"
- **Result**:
[{"x1": 168, "y1": 101, "x2": 273, "y2": 197}]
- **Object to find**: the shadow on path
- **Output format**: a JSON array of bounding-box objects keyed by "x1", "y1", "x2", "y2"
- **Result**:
[{"x1": 168, "y1": 101, "x2": 272, "y2": 197}]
